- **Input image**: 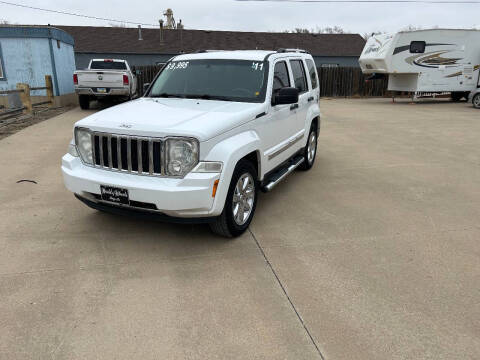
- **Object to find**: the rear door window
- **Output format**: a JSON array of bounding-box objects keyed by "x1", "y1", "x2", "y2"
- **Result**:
[
  {"x1": 272, "y1": 61, "x2": 290, "y2": 94},
  {"x1": 290, "y1": 60, "x2": 308, "y2": 94},
  {"x1": 306, "y1": 59, "x2": 318, "y2": 89}
]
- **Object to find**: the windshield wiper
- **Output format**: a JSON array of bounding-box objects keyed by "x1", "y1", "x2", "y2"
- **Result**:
[
  {"x1": 184, "y1": 94, "x2": 230, "y2": 101},
  {"x1": 150, "y1": 93, "x2": 185, "y2": 98}
]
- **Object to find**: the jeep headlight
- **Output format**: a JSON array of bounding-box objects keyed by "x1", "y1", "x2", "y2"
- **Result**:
[
  {"x1": 74, "y1": 127, "x2": 93, "y2": 164},
  {"x1": 165, "y1": 137, "x2": 199, "y2": 177}
]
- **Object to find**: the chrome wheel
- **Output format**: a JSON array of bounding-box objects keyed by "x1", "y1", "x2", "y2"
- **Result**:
[
  {"x1": 307, "y1": 131, "x2": 317, "y2": 164},
  {"x1": 232, "y1": 173, "x2": 255, "y2": 226},
  {"x1": 473, "y1": 94, "x2": 480, "y2": 109}
]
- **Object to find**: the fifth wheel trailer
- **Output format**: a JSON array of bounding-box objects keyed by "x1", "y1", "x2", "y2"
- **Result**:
[{"x1": 359, "y1": 29, "x2": 480, "y2": 101}]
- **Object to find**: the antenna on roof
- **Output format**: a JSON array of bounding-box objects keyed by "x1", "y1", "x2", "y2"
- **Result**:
[{"x1": 178, "y1": 19, "x2": 183, "y2": 52}]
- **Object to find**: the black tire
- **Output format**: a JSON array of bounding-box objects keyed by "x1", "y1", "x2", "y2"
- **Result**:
[
  {"x1": 299, "y1": 122, "x2": 318, "y2": 171},
  {"x1": 472, "y1": 94, "x2": 480, "y2": 109},
  {"x1": 209, "y1": 159, "x2": 258, "y2": 238},
  {"x1": 79, "y1": 95, "x2": 90, "y2": 110}
]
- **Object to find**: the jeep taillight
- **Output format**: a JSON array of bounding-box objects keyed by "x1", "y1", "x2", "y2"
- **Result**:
[
  {"x1": 73, "y1": 74, "x2": 78, "y2": 85},
  {"x1": 123, "y1": 75, "x2": 129, "y2": 85}
]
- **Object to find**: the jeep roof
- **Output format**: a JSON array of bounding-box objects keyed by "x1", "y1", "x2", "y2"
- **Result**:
[{"x1": 173, "y1": 49, "x2": 311, "y2": 62}]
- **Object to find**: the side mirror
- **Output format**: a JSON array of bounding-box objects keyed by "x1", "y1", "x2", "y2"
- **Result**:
[
  {"x1": 273, "y1": 87, "x2": 299, "y2": 106},
  {"x1": 143, "y1": 83, "x2": 151, "y2": 94}
]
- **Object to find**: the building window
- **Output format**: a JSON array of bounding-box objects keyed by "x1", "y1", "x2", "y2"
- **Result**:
[
  {"x1": 410, "y1": 41, "x2": 426, "y2": 54},
  {"x1": 0, "y1": 44, "x2": 5, "y2": 80},
  {"x1": 290, "y1": 59, "x2": 308, "y2": 94}
]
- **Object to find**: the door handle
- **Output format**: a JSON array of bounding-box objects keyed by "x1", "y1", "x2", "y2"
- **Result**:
[
  {"x1": 290, "y1": 104, "x2": 299, "y2": 110},
  {"x1": 307, "y1": 96, "x2": 314, "y2": 102}
]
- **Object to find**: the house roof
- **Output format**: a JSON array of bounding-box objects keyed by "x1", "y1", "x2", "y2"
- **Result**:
[
  {"x1": 0, "y1": 25, "x2": 74, "y2": 45},
  {"x1": 56, "y1": 25, "x2": 365, "y2": 57}
]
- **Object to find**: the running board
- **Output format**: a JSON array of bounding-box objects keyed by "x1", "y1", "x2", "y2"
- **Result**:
[{"x1": 262, "y1": 156, "x2": 305, "y2": 192}]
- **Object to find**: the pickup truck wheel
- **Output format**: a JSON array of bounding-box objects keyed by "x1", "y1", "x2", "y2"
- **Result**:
[
  {"x1": 209, "y1": 159, "x2": 258, "y2": 238},
  {"x1": 473, "y1": 94, "x2": 480, "y2": 109},
  {"x1": 299, "y1": 125, "x2": 317, "y2": 171},
  {"x1": 79, "y1": 95, "x2": 90, "y2": 110}
]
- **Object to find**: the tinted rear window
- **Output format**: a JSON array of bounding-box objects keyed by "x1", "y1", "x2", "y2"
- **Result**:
[
  {"x1": 306, "y1": 59, "x2": 318, "y2": 89},
  {"x1": 90, "y1": 61, "x2": 127, "y2": 70}
]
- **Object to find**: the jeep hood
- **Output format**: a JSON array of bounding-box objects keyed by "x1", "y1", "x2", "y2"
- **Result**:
[{"x1": 75, "y1": 97, "x2": 265, "y2": 141}]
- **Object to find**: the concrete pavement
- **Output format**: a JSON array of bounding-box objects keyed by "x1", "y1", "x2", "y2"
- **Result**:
[{"x1": 1, "y1": 99, "x2": 479, "y2": 359}]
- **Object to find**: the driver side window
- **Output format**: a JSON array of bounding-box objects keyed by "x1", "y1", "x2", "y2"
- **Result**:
[{"x1": 273, "y1": 61, "x2": 290, "y2": 95}]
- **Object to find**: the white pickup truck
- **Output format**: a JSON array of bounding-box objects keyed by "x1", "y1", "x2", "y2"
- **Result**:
[
  {"x1": 73, "y1": 59, "x2": 138, "y2": 110},
  {"x1": 62, "y1": 49, "x2": 320, "y2": 237}
]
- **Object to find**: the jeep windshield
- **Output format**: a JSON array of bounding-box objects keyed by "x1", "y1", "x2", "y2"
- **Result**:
[{"x1": 148, "y1": 59, "x2": 268, "y2": 103}]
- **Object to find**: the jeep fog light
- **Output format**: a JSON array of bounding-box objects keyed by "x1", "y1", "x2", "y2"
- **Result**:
[
  {"x1": 74, "y1": 128, "x2": 93, "y2": 164},
  {"x1": 192, "y1": 162, "x2": 223, "y2": 173},
  {"x1": 165, "y1": 137, "x2": 199, "y2": 177}
]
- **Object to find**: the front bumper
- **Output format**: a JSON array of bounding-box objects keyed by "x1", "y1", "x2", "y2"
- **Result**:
[
  {"x1": 62, "y1": 154, "x2": 221, "y2": 218},
  {"x1": 75, "y1": 87, "x2": 130, "y2": 97}
]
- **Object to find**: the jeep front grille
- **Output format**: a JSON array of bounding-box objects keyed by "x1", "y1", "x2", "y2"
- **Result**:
[{"x1": 93, "y1": 133, "x2": 162, "y2": 175}]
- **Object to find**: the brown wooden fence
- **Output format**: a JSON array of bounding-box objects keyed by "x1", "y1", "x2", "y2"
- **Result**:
[
  {"x1": 0, "y1": 75, "x2": 54, "y2": 117},
  {"x1": 318, "y1": 67, "x2": 388, "y2": 97},
  {"x1": 132, "y1": 65, "x2": 388, "y2": 98},
  {"x1": 132, "y1": 65, "x2": 163, "y2": 97}
]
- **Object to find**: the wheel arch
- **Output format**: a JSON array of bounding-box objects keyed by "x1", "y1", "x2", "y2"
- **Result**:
[{"x1": 310, "y1": 116, "x2": 320, "y2": 133}]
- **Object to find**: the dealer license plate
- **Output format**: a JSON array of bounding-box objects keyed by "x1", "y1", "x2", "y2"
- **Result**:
[{"x1": 100, "y1": 185, "x2": 129, "y2": 205}]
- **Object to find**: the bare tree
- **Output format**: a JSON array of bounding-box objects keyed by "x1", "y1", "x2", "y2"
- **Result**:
[
  {"x1": 401, "y1": 25, "x2": 423, "y2": 32},
  {"x1": 284, "y1": 26, "x2": 346, "y2": 34},
  {"x1": 317, "y1": 26, "x2": 345, "y2": 34},
  {"x1": 362, "y1": 31, "x2": 385, "y2": 40},
  {"x1": 108, "y1": 22, "x2": 127, "y2": 28}
]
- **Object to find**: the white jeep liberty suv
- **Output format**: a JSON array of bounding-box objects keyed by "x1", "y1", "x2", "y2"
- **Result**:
[{"x1": 62, "y1": 49, "x2": 320, "y2": 237}]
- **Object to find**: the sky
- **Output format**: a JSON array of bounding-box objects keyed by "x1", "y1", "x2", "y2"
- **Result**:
[{"x1": 0, "y1": 0, "x2": 478, "y2": 35}]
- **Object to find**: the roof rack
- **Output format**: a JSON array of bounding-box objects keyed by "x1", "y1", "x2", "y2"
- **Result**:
[
  {"x1": 276, "y1": 48, "x2": 308, "y2": 54},
  {"x1": 195, "y1": 49, "x2": 227, "y2": 53}
]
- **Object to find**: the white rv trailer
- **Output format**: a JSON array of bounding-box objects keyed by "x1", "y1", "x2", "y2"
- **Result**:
[{"x1": 359, "y1": 29, "x2": 480, "y2": 101}]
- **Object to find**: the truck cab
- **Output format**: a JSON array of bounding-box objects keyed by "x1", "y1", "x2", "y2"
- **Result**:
[{"x1": 63, "y1": 50, "x2": 320, "y2": 237}]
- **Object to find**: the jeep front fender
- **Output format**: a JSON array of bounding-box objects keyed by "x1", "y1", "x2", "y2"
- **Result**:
[{"x1": 204, "y1": 130, "x2": 261, "y2": 216}]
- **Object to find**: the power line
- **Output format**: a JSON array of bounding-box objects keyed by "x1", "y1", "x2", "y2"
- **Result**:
[
  {"x1": 0, "y1": 1, "x2": 158, "y2": 26},
  {"x1": 236, "y1": 0, "x2": 480, "y2": 3}
]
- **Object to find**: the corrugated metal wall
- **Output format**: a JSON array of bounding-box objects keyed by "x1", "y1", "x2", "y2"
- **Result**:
[{"x1": 0, "y1": 31, "x2": 76, "y2": 96}]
